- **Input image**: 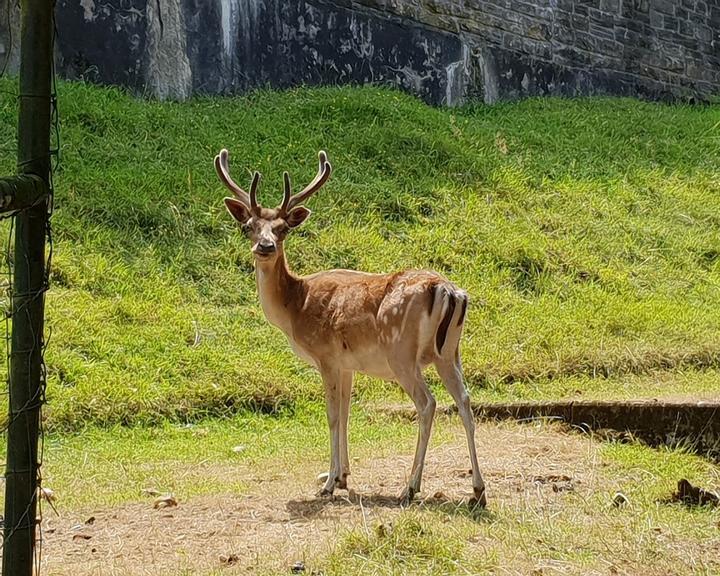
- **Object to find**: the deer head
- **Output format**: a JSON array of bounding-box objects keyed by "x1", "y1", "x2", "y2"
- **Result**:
[{"x1": 216, "y1": 149, "x2": 332, "y2": 262}]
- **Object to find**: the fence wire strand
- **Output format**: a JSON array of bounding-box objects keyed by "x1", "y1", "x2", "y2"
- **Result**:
[{"x1": 0, "y1": 2, "x2": 58, "y2": 573}]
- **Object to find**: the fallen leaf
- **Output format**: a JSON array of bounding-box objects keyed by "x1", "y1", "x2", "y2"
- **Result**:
[
  {"x1": 532, "y1": 474, "x2": 572, "y2": 484},
  {"x1": 612, "y1": 492, "x2": 629, "y2": 508},
  {"x1": 153, "y1": 494, "x2": 178, "y2": 509},
  {"x1": 72, "y1": 533, "x2": 92, "y2": 541},
  {"x1": 219, "y1": 553, "x2": 239, "y2": 565},
  {"x1": 39, "y1": 487, "x2": 55, "y2": 502},
  {"x1": 141, "y1": 488, "x2": 162, "y2": 497}
]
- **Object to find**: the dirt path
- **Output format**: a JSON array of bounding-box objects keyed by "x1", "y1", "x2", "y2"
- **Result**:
[{"x1": 38, "y1": 420, "x2": 603, "y2": 575}]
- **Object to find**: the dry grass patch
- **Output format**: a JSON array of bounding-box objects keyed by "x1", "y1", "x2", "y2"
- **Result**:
[{"x1": 37, "y1": 418, "x2": 719, "y2": 575}]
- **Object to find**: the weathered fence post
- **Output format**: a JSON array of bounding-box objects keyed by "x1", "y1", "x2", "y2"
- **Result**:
[{"x1": 2, "y1": 0, "x2": 53, "y2": 574}]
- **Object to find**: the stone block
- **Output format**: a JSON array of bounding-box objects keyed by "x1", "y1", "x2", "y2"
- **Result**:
[
  {"x1": 622, "y1": 0, "x2": 649, "y2": 17},
  {"x1": 686, "y1": 60, "x2": 720, "y2": 84},
  {"x1": 652, "y1": 0, "x2": 676, "y2": 14},
  {"x1": 649, "y1": 51, "x2": 686, "y2": 71},
  {"x1": 649, "y1": 8, "x2": 664, "y2": 27},
  {"x1": 589, "y1": 8, "x2": 617, "y2": 26},
  {"x1": 425, "y1": 0, "x2": 466, "y2": 17},
  {"x1": 501, "y1": 31, "x2": 552, "y2": 59},
  {"x1": 589, "y1": 23, "x2": 617, "y2": 40},
  {"x1": 551, "y1": 16, "x2": 577, "y2": 44},
  {"x1": 600, "y1": 0, "x2": 621, "y2": 13},
  {"x1": 571, "y1": 13, "x2": 590, "y2": 31},
  {"x1": 678, "y1": 18, "x2": 696, "y2": 37},
  {"x1": 555, "y1": 0, "x2": 575, "y2": 11},
  {"x1": 662, "y1": 14, "x2": 679, "y2": 30},
  {"x1": 694, "y1": 24, "x2": 713, "y2": 43},
  {"x1": 457, "y1": 17, "x2": 507, "y2": 44},
  {"x1": 615, "y1": 26, "x2": 653, "y2": 48},
  {"x1": 615, "y1": 16, "x2": 647, "y2": 32},
  {"x1": 574, "y1": 3, "x2": 589, "y2": 16},
  {"x1": 509, "y1": 0, "x2": 554, "y2": 20}
]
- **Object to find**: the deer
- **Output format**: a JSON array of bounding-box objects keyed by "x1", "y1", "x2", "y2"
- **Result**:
[{"x1": 215, "y1": 148, "x2": 487, "y2": 507}]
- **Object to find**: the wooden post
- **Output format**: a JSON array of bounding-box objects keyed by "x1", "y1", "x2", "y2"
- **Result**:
[{"x1": 2, "y1": 0, "x2": 52, "y2": 574}]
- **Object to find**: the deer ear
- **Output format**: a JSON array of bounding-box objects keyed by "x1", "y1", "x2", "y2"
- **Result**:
[
  {"x1": 224, "y1": 198, "x2": 252, "y2": 224},
  {"x1": 286, "y1": 206, "x2": 311, "y2": 228}
]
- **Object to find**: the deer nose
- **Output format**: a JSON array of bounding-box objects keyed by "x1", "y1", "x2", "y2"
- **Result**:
[{"x1": 255, "y1": 241, "x2": 276, "y2": 255}]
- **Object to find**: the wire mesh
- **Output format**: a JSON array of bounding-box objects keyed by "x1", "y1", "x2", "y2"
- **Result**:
[{"x1": 0, "y1": 1, "x2": 58, "y2": 573}]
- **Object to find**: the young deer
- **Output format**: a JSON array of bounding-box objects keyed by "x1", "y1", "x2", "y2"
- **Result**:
[{"x1": 216, "y1": 149, "x2": 486, "y2": 506}]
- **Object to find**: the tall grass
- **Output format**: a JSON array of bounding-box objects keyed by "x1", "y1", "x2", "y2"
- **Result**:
[{"x1": 0, "y1": 78, "x2": 719, "y2": 430}]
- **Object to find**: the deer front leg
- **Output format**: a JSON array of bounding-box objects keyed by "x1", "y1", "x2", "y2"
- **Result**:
[
  {"x1": 317, "y1": 366, "x2": 343, "y2": 497},
  {"x1": 337, "y1": 370, "x2": 353, "y2": 489}
]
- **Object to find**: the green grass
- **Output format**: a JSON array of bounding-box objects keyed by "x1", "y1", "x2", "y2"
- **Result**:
[
  {"x1": 1, "y1": 77, "x2": 719, "y2": 430},
  {"x1": 35, "y1": 403, "x2": 436, "y2": 510}
]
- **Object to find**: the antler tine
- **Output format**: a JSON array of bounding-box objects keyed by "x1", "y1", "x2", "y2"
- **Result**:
[
  {"x1": 215, "y1": 149, "x2": 251, "y2": 207},
  {"x1": 285, "y1": 150, "x2": 332, "y2": 212},
  {"x1": 279, "y1": 171, "x2": 292, "y2": 214},
  {"x1": 249, "y1": 171, "x2": 261, "y2": 215}
]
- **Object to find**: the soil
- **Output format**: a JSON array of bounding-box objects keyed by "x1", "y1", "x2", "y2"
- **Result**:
[{"x1": 38, "y1": 420, "x2": 609, "y2": 575}]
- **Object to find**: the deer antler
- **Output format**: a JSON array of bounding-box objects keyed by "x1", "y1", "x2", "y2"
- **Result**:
[
  {"x1": 215, "y1": 149, "x2": 261, "y2": 214},
  {"x1": 278, "y1": 151, "x2": 332, "y2": 215}
]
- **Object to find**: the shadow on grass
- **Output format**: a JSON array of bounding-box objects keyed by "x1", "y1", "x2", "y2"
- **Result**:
[{"x1": 286, "y1": 490, "x2": 494, "y2": 523}]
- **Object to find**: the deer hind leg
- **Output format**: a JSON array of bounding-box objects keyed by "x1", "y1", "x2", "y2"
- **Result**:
[
  {"x1": 337, "y1": 370, "x2": 353, "y2": 489},
  {"x1": 318, "y1": 366, "x2": 344, "y2": 497},
  {"x1": 391, "y1": 362, "x2": 436, "y2": 505},
  {"x1": 434, "y1": 355, "x2": 486, "y2": 507}
]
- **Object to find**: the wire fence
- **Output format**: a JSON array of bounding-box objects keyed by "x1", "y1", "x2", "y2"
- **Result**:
[{"x1": 0, "y1": 1, "x2": 58, "y2": 572}]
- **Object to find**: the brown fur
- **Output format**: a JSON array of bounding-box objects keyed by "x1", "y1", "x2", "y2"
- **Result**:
[{"x1": 217, "y1": 148, "x2": 486, "y2": 506}]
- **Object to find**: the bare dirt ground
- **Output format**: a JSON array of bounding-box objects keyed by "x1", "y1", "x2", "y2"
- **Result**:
[
  {"x1": 38, "y1": 421, "x2": 602, "y2": 575},
  {"x1": 37, "y1": 419, "x2": 718, "y2": 575}
]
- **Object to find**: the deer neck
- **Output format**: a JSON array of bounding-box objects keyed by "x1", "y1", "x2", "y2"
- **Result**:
[{"x1": 254, "y1": 248, "x2": 302, "y2": 334}]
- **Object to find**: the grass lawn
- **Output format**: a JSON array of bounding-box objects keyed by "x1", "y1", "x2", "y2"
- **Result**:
[
  {"x1": 1, "y1": 78, "x2": 720, "y2": 429},
  {"x1": 0, "y1": 78, "x2": 719, "y2": 574}
]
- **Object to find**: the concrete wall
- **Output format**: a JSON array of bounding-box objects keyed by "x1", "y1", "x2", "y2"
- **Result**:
[{"x1": 1, "y1": 0, "x2": 718, "y2": 104}]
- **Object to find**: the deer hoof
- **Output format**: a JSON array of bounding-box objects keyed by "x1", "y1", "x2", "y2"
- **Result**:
[
  {"x1": 316, "y1": 487, "x2": 334, "y2": 498},
  {"x1": 469, "y1": 486, "x2": 487, "y2": 508}
]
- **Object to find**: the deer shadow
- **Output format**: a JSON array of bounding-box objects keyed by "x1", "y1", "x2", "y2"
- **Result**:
[{"x1": 286, "y1": 489, "x2": 494, "y2": 524}]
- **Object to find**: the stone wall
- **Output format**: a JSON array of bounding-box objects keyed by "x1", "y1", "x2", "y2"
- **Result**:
[
  {"x1": 0, "y1": 0, "x2": 718, "y2": 104},
  {"x1": 372, "y1": 0, "x2": 720, "y2": 102}
]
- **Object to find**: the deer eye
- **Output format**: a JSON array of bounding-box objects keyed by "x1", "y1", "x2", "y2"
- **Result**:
[
  {"x1": 272, "y1": 222, "x2": 289, "y2": 236},
  {"x1": 241, "y1": 221, "x2": 252, "y2": 236}
]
